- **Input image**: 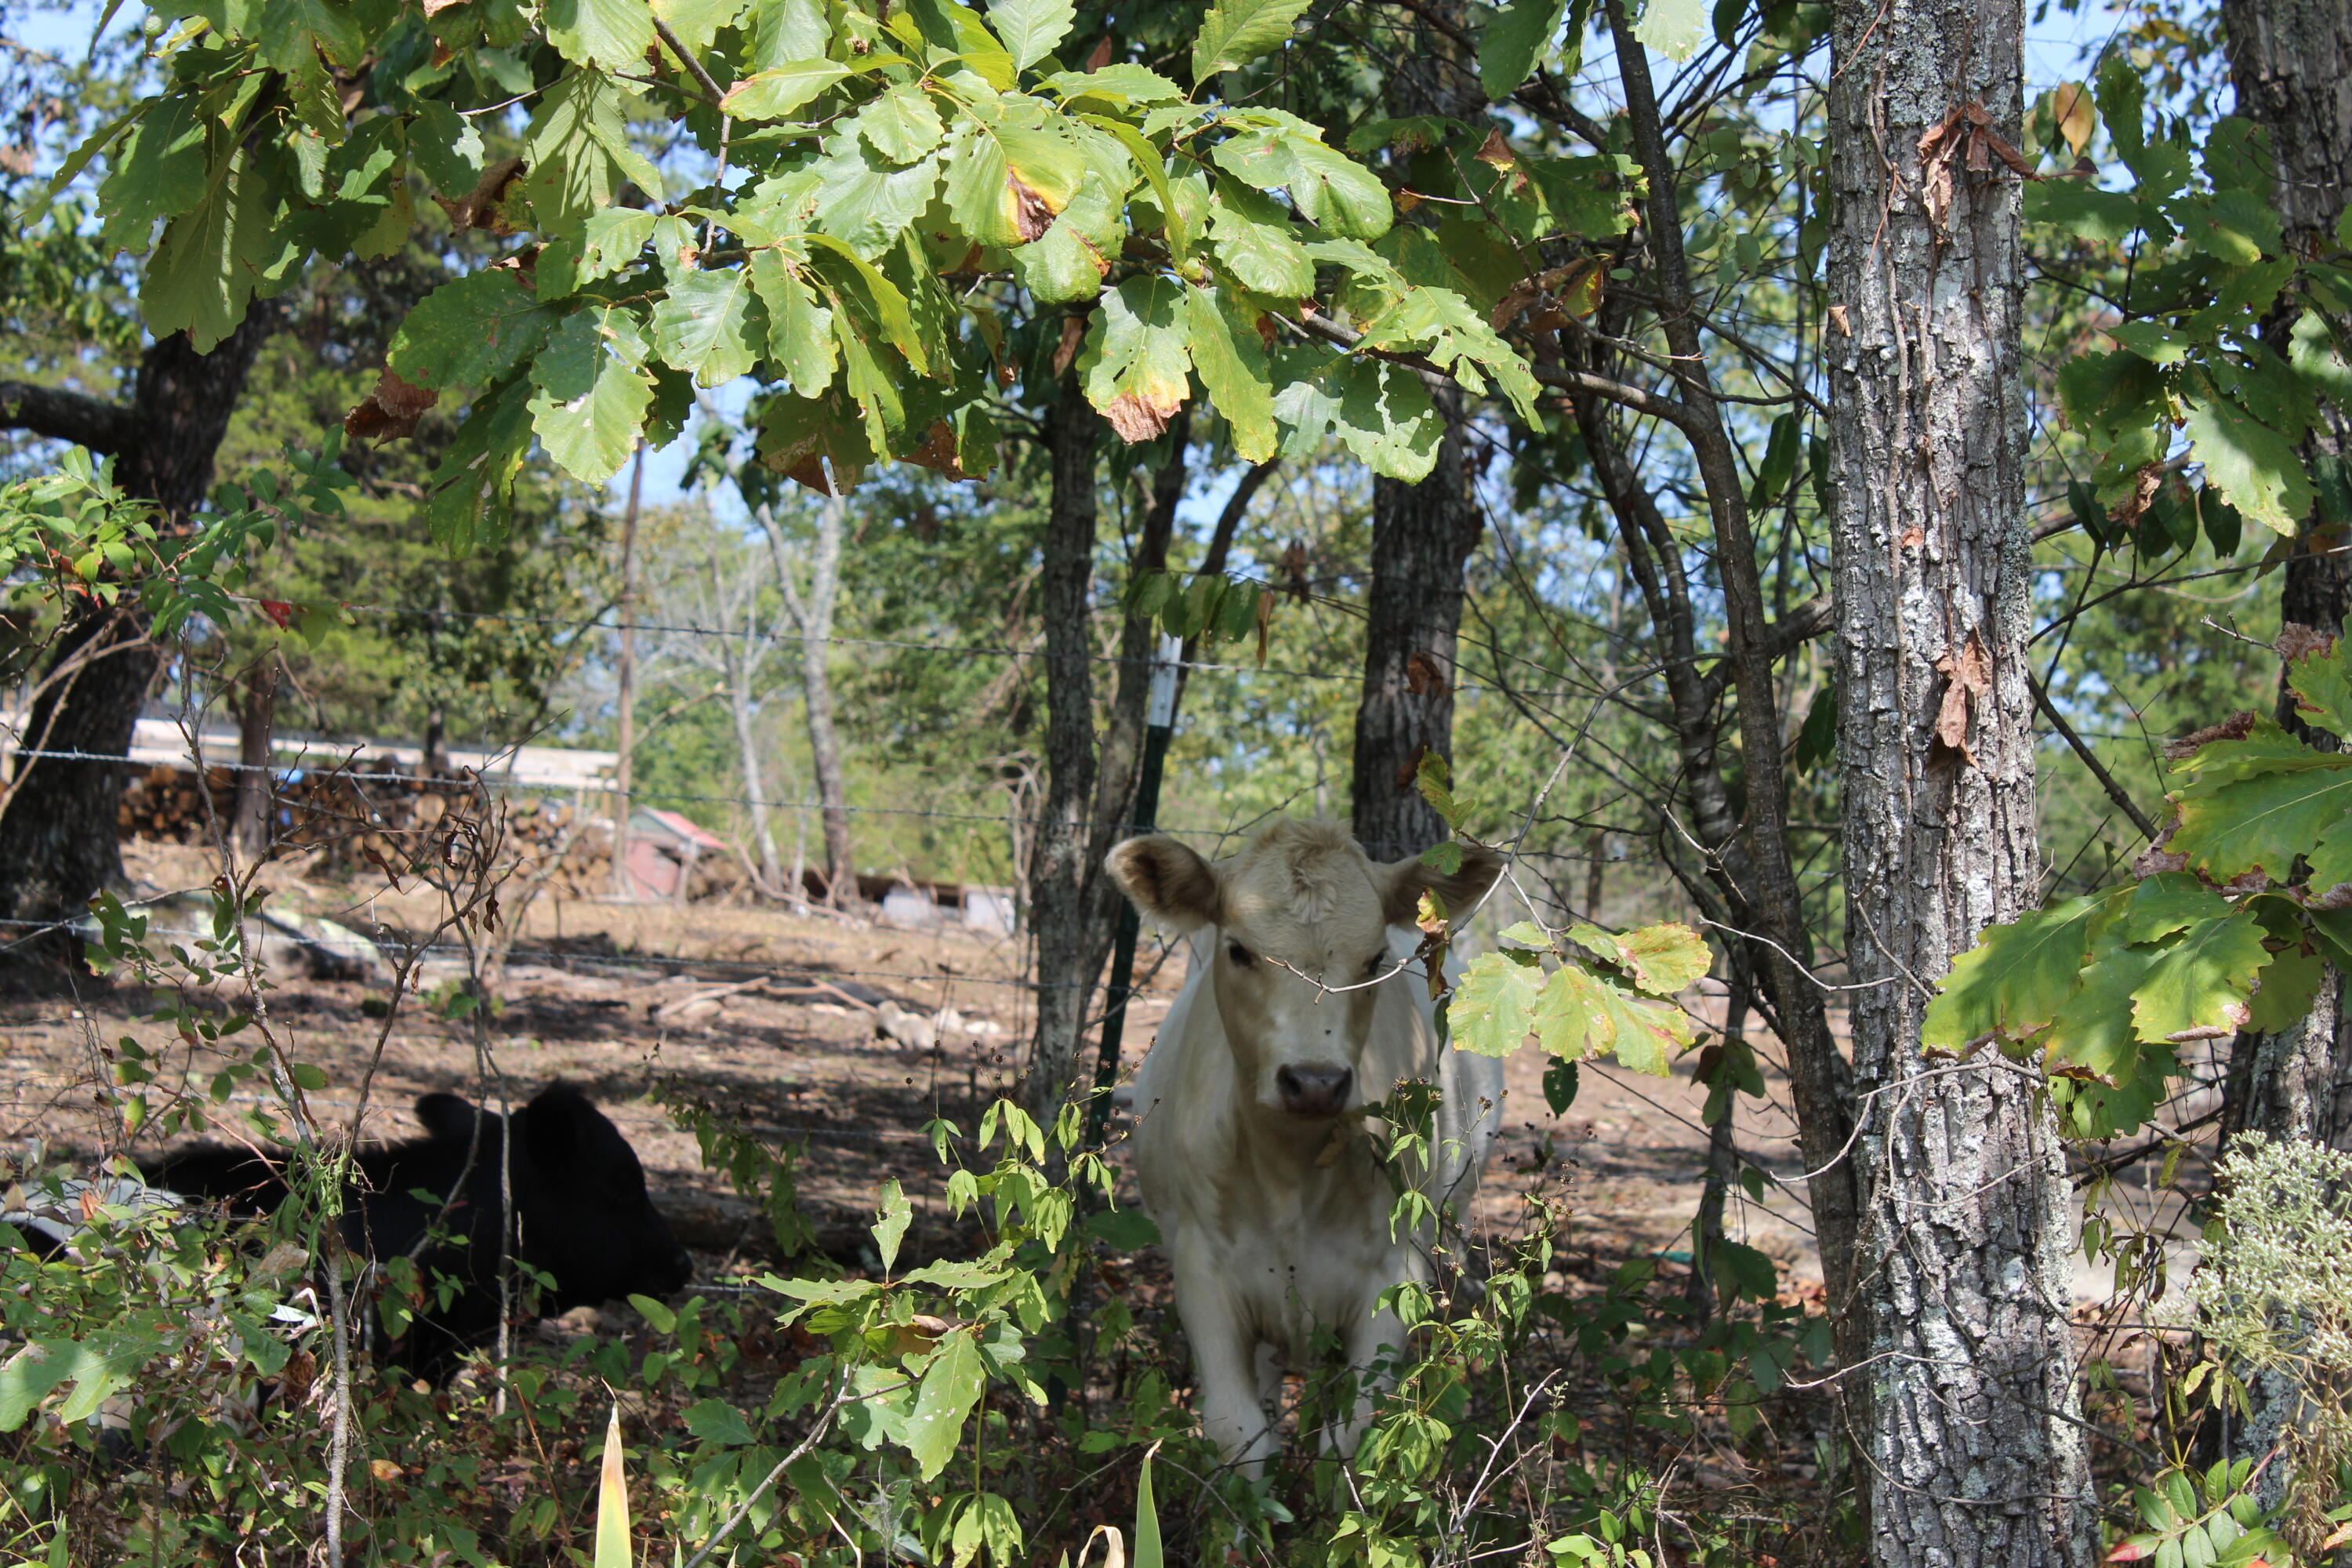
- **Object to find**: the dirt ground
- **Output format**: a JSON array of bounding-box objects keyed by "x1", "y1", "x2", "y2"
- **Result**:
[{"x1": 0, "y1": 841, "x2": 1839, "y2": 1299}]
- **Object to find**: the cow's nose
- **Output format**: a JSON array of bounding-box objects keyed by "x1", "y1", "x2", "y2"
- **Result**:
[{"x1": 1276, "y1": 1065, "x2": 1353, "y2": 1117}]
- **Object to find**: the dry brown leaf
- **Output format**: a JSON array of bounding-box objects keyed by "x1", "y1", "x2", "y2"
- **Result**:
[
  {"x1": 1406, "y1": 649, "x2": 1446, "y2": 696},
  {"x1": 2278, "y1": 621, "x2": 2338, "y2": 664},
  {"x1": 1930, "y1": 629, "x2": 1991, "y2": 762},
  {"x1": 2108, "y1": 460, "x2": 2166, "y2": 528},
  {"x1": 432, "y1": 155, "x2": 525, "y2": 234},
  {"x1": 904, "y1": 420, "x2": 969, "y2": 479},
  {"x1": 1085, "y1": 34, "x2": 1113, "y2": 71},
  {"x1": 1102, "y1": 387, "x2": 1182, "y2": 442},
  {"x1": 1898, "y1": 524, "x2": 1925, "y2": 550},
  {"x1": 1277, "y1": 538, "x2": 1310, "y2": 600},
  {"x1": 2162, "y1": 710, "x2": 2256, "y2": 760},
  {"x1": 1474, "y1": 128, "x2": 1516, "y2": 172},
  {"x1": 1008, "y1": 173, "x2": 1058, "y2": 243},
  {"x1": 1827, "y1": 303, "x2": 1850, "y2": 335},
  {"x1": 2051, "y1": 82, "x2": 2094, "y2": 157},
  {"x1": 1051, "y1": 313, "x2": 1088, "y2": 377},
  {"x1": 343, "y1": 367, "x2": 439, "y2": 442}
]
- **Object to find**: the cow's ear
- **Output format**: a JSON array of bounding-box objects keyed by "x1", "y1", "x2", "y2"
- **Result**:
[
  {"x1": 521, "y1": 1083, "x2": 593, "y2": 1169},
  {"x1": 416, "y1": 1093, "x2": 481, "y2": 1142},
  {"x1": 1108, "y1": 834, "x2": 1222, "y2": 929},
  {"x1": 1380, "y1": 842, "x2": 1506, "y2": 928}
]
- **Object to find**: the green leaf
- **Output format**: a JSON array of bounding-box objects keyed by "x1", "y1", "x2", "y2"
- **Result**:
[
  {"x1": 2114, "y1": 873, "x2": 2232, "y2": 944},
  {"x1": 1921, "y1": 894, "x2": 2108, "y2": 1048},
  {"x1": 2286, "y1": 637, "x2": 2352, "y2": 738},
  {"x1": 522, "y1": 72, "x2": 662, "y2": 234},
  {"x1": 1079, "y1": 276, "x2": 1193, "y2": 441},
  {"x1": 1541, "y1": 1055, "x2": 1580, "y2": 1115},
  {"x1": 388, "y1": 270, "x2": 557, "y2": 392},
  {"x1": 652, "y1": 267, "x2": 761, "y2": 386},
  {"x1": 140, "y1": 148, "x2": 276, "y2": 351},
  {"x1": 1529, "y1": 962, "x2": 1691, "y2": 1075},
  {"x1": 1448, "y1": 951, "x2": 1544, "y2": 1057},
  {"x1": 2184, "y1": 387, "x2": 2314, "y2": 536},
  {"x1": 2022, "y1": 179, "x2": 2146, "y2": 244},
  {"x1": 98, "y1": 90, "x2": 206, "y2": 251},
  {"x1": 546, "y1": 0, "x2": 658, "y2": 70},
  {"x1": 855, "y1": 85, "x2": 947, "y2": 164},
  {"x1": 1192, "y1": 0, "x2": 1311, "y2": 80},
  {"x1": 1208, "y1": 185, "x2": 1315, "y2": 297},
  {"x1": 1183, "y1": 286, "x2": 1278, "y2": 462},
  {"x1": 681, "y1": 1397, "x2": 757, "y2": 1446},
  {"x1": 1479, "y1": 0, "x2": 1570, "y2": 97},
  {"x1": 425, "y1": 377, "x2": 536, "y2": 550},
  {"x1": 1214, "y1": 124, "x2": 1392, "y2": 239},
  {"x1": 2131, "y1": 913, "x2": 2270, "y2": 1044},
  {"x1": 723, "y1": 60, "x2": 856, "y2": 121},
  {"x1": 942, "y1": 104, "x2": 1087, "y2": 249},
  {"x1": 528, "y1": 307, "x2": 657, "y2": 485},
  {"x1": 1611, "y1": 923, "x2": 1711, "y2": 995},
  {"x1": 1083, "y1": 1207, "x2": 1161, "y2": 1249},
  {"x1": 745, "y1": 0, "x2": 830, "y2": 66},
  {"x1": 2246, "y1": 942, "x2": 2324, "y2": 1033},
  {"x1": 1272, "y1": 353, "x2": 1441, "y2": 479},
  {"x1": 1013, "y1": 221, "x2": 1109, "y2": 302},
  {"x1": 1632, "y1": 0, "x2": 1707, "y2": 60},
  {"x1": 902, "y1": 1330, "x2": 984, "y2": 1479},
  {"x1": 872, "y1": 1177, "x2": 911, "y2": 1273},
  {"x1": 2170, "y1": 762, "x2": 2352, "y2": 884},
  {"x1": 653, "y1": 0, "x2": 749, "y2": 55},
  {"x1": 2044, "y1": 939, "x2": 2163, "y2": 1083},
  {"x1": 748, "y1": 249, "x2": 838, "y2": 394},
  {"x1": 811, "y1": 141, "x2": 942, "y2": 256},
  {"x1": 1044, "y1": 64, "x2": 1185, "y2": 104},
  {"x1": 989, "y1": 0, "x2": 1073, "y2": 70}
]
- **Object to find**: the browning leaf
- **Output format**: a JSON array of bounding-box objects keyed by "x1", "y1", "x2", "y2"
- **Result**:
[
  {"x1": 433, "y1": 156, "x2": 526, "y2": 234},
  {"x1": 1102, "y1": 388, "x2": 1181, "y2": 442},
  {"x1": 344, "y1": 366, "x2": 439, "y2": 441},
  {"x1": 1009, "y1": 173, "x2": 1058, "y2": 243},
  {"x1": 905, "y1": 420, "x2": 969, "y2": 480},
  {"x1": 2162, "y1": 710, "x2": 2258, "y2": 760}
]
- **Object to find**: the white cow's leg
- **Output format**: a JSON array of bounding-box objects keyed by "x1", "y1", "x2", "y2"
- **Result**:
[
  {"x1": 1332, "y1": 1303, "x2": 1408, "y2": 1459},
  {"x1": 1182, "y1": 1292, "x2": 1280, "y2": 1471},
  {"x1": 1254, "y1": 1341, "x2": 1284, "y2": 1415}
]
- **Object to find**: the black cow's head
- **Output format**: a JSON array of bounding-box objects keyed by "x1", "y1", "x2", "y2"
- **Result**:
[{"x1": 504, "y1": 1083, "x2": 693, "y2": 1312}]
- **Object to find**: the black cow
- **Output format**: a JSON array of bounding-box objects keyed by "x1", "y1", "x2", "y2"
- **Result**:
[{"x1": 145, "y1": 1081, "x2": 693, "y2": 1375}]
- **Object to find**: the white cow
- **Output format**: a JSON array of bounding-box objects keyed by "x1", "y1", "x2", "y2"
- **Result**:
[{"x1": 1106, "y1": 818, "x2": 1507, "y2": 1468}]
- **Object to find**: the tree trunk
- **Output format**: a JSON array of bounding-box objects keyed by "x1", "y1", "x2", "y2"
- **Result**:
[
  {"x1": 762, "y1": 498, "x2": 855, "y2": 905},
  {"x1": 1352, "y1": 10, "x2": 1482, "y2": 865},
  {"x1": 231, "y1": 656, "x2": 278, "y2": 860},
  {"x1": 1026, "y1": 382, "x2": 1106, "y2": 1119},
  {"x1": 1827, "y1": 0, "x2": 2092, "y2": 1555},
  {"x1": 2216, "y1": 0, "x2": 2352, "y2": 1494},
  {"x1": 0, "y1": 314, "x2": 272, "y2": 964},
  {"x1": 610, "y1": 445, "x2": 644, "y2": 900},
  {"x1": 1352, "y1": 394, "x2": 1482, "y2": 862}
]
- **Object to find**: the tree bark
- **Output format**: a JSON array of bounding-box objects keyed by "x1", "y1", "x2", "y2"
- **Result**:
[
  {"x1": 1022, "y1": 386, "x2": 1188, "y2": 1119},
  {"x1": 763, "y1": 496, "x2": 855, "y2": 905},
  {"x1": 1826, "y1": 0, "x2": 2092, "y2": 1555},
  {"x1": 1352, "y1": 4, "x2": 1483, "y2": 863},
  {"x1": 230, "y1": 655, "x2": 278, "y2": 860},
  {"x1": 1352, "y1": 394, "x2": 1483, "y2": 860},
  {"x1": 1026, "y1": 383, "x2": 1109, "y2": 1119},
  {"x1": 0, "y1": 314, "x2": 272, "y2": 963}
]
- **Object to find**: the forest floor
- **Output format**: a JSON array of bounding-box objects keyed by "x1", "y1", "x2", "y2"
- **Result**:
[{"x1": 1, "y1": 844, "x2": 1828, "y2": 1296}]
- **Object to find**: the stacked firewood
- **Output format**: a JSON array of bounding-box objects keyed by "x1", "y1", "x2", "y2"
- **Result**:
[{"x1": 116, "y1": 760, "x2": 751, "y2": 901}]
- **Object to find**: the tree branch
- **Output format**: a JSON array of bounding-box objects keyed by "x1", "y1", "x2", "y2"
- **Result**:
[
  {"x1": 2029, "y1": 673, "x2": 2160, "y2": 842},
  {"x1": 0, "y1": 380, "x2": 134, "y2": 454},
  {"x1": 1700, "y1": 592, "x2": 1835, "y2": 704},
  {"x1": 1285, "y1": 310, "x2": 1700, "y2": 434}
]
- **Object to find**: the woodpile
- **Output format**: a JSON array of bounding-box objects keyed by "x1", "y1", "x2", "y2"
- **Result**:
[{"x1": 115, "y1": 760, "x2": 757, "y2": 902}]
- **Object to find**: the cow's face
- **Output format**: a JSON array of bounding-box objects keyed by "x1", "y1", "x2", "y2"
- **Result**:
[
  {"x1": 506, "y1": 1084, "x2": 695, "y2": 1310},
  {"x1": 1109, "y1": 821, "x2": 1503, "y2": 1120}
]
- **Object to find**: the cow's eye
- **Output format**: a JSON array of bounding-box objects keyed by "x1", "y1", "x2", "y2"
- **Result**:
[
  {"x1": 1226, "y1": 941, "x2": 1254, "y2": 967},
  {"x1": 1362, "y1": 953, "x2": 1387, "y2": 978}
]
